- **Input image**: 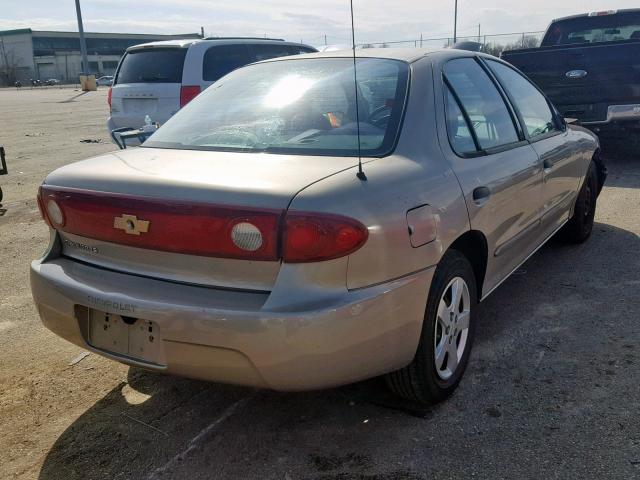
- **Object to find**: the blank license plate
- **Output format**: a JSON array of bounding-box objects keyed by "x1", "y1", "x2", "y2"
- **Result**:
[{"x1": 88, "y1": 309, "x2": 164, "y2": 365}]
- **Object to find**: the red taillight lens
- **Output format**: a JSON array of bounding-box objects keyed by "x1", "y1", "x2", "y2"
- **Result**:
[
  {"x1": 107, "y1": 86, "x2": 112, "y2": 110},
  {"x1": 283, "y1": 212, "x2": 368, "y2": 263},
  {"x1": 37, "y1": 186, "x2": 50, "y2": 226},
  {"x1": 180, "y1": 85, "x2": 200, "y2": 107},
  {"x1": 38, "y1": 186, "x2": 281, "y2": 261},
  {"x1": 37, "y1": 187, "x2": 369, "y2": 263}
]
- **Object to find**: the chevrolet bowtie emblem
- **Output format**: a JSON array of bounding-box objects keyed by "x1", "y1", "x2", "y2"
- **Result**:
[{"x1": 114, "y1": 214, "x2": 150, "y2": 235}]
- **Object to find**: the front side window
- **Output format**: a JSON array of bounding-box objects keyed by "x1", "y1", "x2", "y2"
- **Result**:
[
  {"x1": 443, "y1": 58, "x2": 519, "y2": 150},
  {"x1": 487, "y1": 60, "x2": 557, "y2": 139},
  {"x1": 146, "y1": 58, "x2": 409, "y2": 157}
]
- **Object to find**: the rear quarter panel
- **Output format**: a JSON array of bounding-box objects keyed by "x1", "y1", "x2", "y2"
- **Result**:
[{"x1": 287, "y1": 58, "x2": 470, "y2": 291}]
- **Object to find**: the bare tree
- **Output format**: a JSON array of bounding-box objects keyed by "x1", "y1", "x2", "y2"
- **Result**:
[
  {"x1": 0, "y1": 38, "x2": 21, "y2": 85},
  {"x1": 483, "y1": 35, "x2": 540, "y2": 57}
]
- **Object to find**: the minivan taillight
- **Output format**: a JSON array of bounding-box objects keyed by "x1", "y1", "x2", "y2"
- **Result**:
[
  {"x1": 107, "y1": 86, "x2": 112, "y2": 110},
  {"x1": 180, "y1": 85, "x2": 200, "y2": 107},
  {"x1": 37, "y1": 187, "x2": 369, "y2": 263}
]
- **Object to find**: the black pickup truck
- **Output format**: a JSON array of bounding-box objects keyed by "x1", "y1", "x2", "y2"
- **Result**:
[{"x1": 502, "y1": 9, "x2": 640, "y2": 139}]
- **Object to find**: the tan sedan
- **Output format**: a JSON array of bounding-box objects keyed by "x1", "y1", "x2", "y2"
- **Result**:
[{"x1": 31, "y1": 49, "x2": 605, "y2": 404}]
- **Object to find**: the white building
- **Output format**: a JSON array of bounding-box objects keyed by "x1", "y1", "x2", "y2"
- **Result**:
[{"x1": 0, "y1": 28, "x2": 201, "y2": 85}]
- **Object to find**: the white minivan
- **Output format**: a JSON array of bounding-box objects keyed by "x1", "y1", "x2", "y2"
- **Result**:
[{"x1": 107, "y1": 38, "x2": 317, "y2": 132}]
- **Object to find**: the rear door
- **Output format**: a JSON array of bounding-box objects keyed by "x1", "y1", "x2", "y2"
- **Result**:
[
  {"x1": 110, "y1": 47, "x2": 187, "y2": 128},
  {"x1": 438, "y1": 57, "x2": 545, "y2": 295},
  {"x1": 485, "y1": 59, "x2": 580, "y2": 236}
]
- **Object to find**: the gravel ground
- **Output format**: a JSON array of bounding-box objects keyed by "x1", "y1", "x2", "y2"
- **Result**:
[{"x1": 0, "y1": 88, "x2": 639, "y2": 480}]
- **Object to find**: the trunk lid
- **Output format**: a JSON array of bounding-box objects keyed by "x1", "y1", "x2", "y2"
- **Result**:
[{"x1": 43, "y1": 148, "x2": 356, "y2": 291}]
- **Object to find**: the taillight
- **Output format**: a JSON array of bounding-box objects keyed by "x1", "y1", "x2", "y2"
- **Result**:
[
  {"x1": 180, "y1": 85, "x2": 200, "y2": 107},
  {"x1": 36, "y1": 187, "x2": 369, "y2": 263},
  {"x1": 38, "y1": 186, "x2": 65, "y2": 227},
  {"x1": 107, "y1": 86, "x2": 112, "y2": 110},
  {"x1": 38, "y1": 186, "x2": 281, "y2": 260},
  {"x1": 283, "y1": 212, "x2": 368, "y2": 263}
]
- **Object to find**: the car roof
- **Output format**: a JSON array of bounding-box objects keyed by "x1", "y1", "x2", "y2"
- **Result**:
[
  {"x1": 256, "y1": 47, "x2": 488, "y2": 64},
  {"x1": 126, "y1": 38, "x2": 315, "y2": 52}
]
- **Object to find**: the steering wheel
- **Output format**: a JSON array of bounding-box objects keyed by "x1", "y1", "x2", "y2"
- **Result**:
[{"x1": 368, "y1": 105, "x2": 392, "y2": 128}]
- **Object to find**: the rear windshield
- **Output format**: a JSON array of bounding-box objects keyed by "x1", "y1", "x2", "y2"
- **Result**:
[
  {"x1": 543, "y1": 11, "x2": 640, "y2": 45},
  {"x1": 202, "y1": 43, "x2": 316, "y2": 82},
  {"x1": 145, "y1": 58, "x2": 409, "y2": 157},
  {"x1": 115, "y1": 48, "x2": 187, "y2": 84}
]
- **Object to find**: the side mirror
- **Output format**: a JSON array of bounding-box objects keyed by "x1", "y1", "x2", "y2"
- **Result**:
[{"x1": 564, "y1": 117, "x2": 580, "y2": 126}]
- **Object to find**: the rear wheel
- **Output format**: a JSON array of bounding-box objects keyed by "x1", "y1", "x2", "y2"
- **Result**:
[
  {"x1": 386, "y1": 250, "x2": 477, "y2": 405},
  {"x1": 560, "y1": 161, "x2": 598, "y2": 244}
]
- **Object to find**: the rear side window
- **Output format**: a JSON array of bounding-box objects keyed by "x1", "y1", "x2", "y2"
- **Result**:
[
  {"x1": 203, "y1": 43, "x2": 316, "y2": 82},
  {"x1": 444, "y1": 87, "x2": 476, "y2": 155},
  {"x1": 443, "y1": 58, "x2": 519, "y2": 151},
  {"x1": 202, "y1": 44, "x2": 252, "y2": 82},
  {"x1": 251, "y1": 44, "x2": 314, "y2": 61},
  {"x1": 115, "y1": 48, "x2": 187, "y2": 84},
  {"x1": 486, "y1": 60, "x2": 557, "y2": 139}
]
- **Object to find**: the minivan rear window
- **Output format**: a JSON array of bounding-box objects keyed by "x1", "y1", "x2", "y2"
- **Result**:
[
  {"x1": 115, "y1": 48, "x2": 187, "y2": 84},
  {"x1": 202, "y1": 44, "x2": 316, "y2": 82}
]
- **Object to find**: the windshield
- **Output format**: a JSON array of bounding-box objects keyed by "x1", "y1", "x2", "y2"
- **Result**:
[
  {"x1": 115, "y1": 48, "x2": 187, "y2": 84},
  {"x1": 543, "y1": 11, "x2": 640, "y2": 45},
  {"x1": 144, "y1": 57, "x2": 409, "y2": 157}
]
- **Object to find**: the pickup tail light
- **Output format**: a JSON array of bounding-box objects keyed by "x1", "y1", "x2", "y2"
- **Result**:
[
  {"x1": 37, "y1": 186, "x2": 368, "y2": 263},
  {"x1": 107, "y1": 86, "x2": 112, "y2": 110},
  {"x1": 180, "y1": 85, "x2": 201, "y2": 107},
  {"x1": 588, "y1": 10, "x2": 617, "y2": 16}
]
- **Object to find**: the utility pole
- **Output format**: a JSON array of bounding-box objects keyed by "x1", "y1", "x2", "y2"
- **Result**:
[
  {"x1": 74, "y1": 0, "x2": 89, "y2": 74},
  {"x1": 324, "y1": 34, "x2": 327, "y2": 46},
  {"x1": 478, "y1": 24, "x2": 481, "y2": 43},
  {"x1": 453, "y1": 0, "x2": 458, "y2": 43},
  {"x1": 200, "y1": 26, "x2": 205, "y2": 38}
]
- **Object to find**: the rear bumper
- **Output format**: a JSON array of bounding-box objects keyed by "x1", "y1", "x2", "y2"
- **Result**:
[
  {"x1": 31, "y1": 258, "x2": 432, "y2": 391},
  {"x1": 582, "y1": 104, "x2": 640, "y2": 126}
]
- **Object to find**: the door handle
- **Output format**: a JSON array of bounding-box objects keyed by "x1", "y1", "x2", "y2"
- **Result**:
[
  {"x1": 543, "y1": 159, "x2": 553, "y2": 172},
  {"x1": 472, "y1": 186, "x2": 491, "y2": 205}
]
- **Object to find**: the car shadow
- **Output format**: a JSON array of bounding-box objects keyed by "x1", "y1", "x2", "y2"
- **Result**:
[
  {"x1": 58, "y1": 91, "x2": 90, "y2": 104},
  {"x1": 37, "y1": 223, "x2": 640, "y2": 480},
  {"x1": 601, "y1": 145, "x2": 640, "y2": 189}
]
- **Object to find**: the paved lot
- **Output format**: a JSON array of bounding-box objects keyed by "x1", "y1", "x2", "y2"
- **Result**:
[{"x1": 0, "y1": 88, "x2": 639, "y2": 480}]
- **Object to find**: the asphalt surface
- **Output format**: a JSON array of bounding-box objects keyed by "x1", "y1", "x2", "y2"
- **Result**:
[{"x1": 0, "y1": 88, "x2": 638, "y2": 480}]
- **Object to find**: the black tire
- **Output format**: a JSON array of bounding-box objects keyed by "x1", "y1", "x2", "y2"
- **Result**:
[
  {"x1": 386, "y1": 250, "x2": 477, "y2": 405},
  {"x1": 560, "y1": 161, "x2": 598, "y2": 244}
]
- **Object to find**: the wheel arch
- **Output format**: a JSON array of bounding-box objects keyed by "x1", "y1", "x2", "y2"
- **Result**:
[
  {"x1": 592, "y1": 147, "x2": 607, "y2": 195},
  {"x1": 447, "y1": 230, "x2": 488, "y2": 300}
]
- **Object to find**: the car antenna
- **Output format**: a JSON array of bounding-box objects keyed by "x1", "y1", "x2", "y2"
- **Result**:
[{"x1": 350, "y1": 0, "x2": 367, "y2": 181}]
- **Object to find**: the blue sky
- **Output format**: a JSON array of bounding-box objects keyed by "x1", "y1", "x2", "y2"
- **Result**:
[{"x1": 0, "y1": 1, "x2": 639, "y2": 47}]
